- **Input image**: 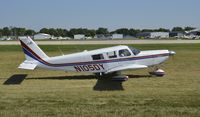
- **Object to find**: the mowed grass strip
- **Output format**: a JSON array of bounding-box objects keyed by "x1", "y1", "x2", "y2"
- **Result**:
[{"x1": 0, "y1": 44, "x2": 200, "y2": 117}]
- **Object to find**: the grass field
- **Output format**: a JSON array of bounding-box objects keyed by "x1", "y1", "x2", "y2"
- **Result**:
[{"x1": 0, "y1": 44, "x2": 200, "y2": 117}]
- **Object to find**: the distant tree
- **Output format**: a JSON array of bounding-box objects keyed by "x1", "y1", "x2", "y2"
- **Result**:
[
  {"x1": 62, "y1": 29, "x2": 69, "y2": 37},
  {"x1": 96, "y1": 27, "x2": 109, "y2": 34},
  {"x1": 184, "y1": 27, "x2": 195, "y2": 31},
  {"x1": 39, "y1": 28, "x2": 49, "y2": 34},
  {"x1": 2, "y1": 27, "x2": 11, "y2": 37},
  {"x1": 69, "y1": 28, "x2": 78, "y2": 37},
  {"x1": 16, "y1": 28, "x2": 26, "y2": 36},
  {"x1": 8, "y1": 27, "x2": 26, "y2": 37},
  {"x1": 76, "y1": 28, "x2": 86, "y2": 34},
  {"x1": 10, "y1": 28, "x2": 16, "y2": 36},
  {"x1": 56, "y1": 28, "x2": 65, "y2": 37},
  {"x1": 141, "y1": 29, "x2": 154, "y2": 32},
  {"x1": 2, "y1": 26, "x2": 197, "y2": 38},
  {"x1": 48, "y1": 28, "x2": 58, "y2": 36},
  {"x1": 68, "y1": 28, "x2": 96, "y2": 37},
  {"x1": 25, "y1": 29, "x2": 35, "y2": 36},
  {"x1": 172, "y1": 27, "x2": 184, "y2": 32},
  {"x1": 84, "y1": 29, "x2": 96, "y2": 37},
  {"x1": 88, "y1": 29, "x2": 96, "y2": 37},
  {"x1": 114, "y1": 28, "x2": 129, "y2": 35},
  {"x1": 155, "y1": 28, "x2": 170, "y2": 32},
  {"x1": 0, "y1": 28, "x2": 2, "y2": 37},
  {"x1": 129, "y1": 29, "x2": 141, "y2": 36}
]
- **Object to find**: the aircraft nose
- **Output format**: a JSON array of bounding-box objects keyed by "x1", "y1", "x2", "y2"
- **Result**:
[{"x1": 169, "y1": 51, "x2": 176, "y2": 56}]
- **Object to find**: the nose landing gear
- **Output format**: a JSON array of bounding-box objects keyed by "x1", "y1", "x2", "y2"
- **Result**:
[{"x1": 149, "y1": 68, "x2": 165, "y2": 77}]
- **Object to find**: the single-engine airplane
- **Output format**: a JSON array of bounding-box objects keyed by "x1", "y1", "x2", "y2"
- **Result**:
[{"x1": 18, "y1": 37, "x2": 175, "y2": 81}]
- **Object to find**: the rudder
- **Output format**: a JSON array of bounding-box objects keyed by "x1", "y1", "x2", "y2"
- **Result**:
[{"x1": 19, "y1": 36, "x2": 49, "y2": 61}]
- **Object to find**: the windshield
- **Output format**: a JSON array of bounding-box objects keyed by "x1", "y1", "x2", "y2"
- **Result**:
[{"x1": 129, "y1": 47, "x2": 140, "y2": 55}]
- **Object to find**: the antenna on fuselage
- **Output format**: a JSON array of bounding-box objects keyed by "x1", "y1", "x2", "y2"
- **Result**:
[
  {"x1": 58, "y1": 39, "x2": 64, "y2": 56},
  {"x1": 58, "y1": 46, "x2": 64, "y2": 56}
]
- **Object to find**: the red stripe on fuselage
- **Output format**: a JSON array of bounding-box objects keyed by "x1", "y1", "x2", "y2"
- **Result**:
[{"x1": 20, "y1": 40, "x2": 50, "y2": 65}]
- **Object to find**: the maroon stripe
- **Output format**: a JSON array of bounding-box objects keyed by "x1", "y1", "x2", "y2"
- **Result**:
[{"x1": 20, "y1": 40, "x2": 50, "y2": 65}]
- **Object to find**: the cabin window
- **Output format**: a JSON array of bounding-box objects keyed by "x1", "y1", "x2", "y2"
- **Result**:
[
  {"x1": 92, "y1": 54, "x2": 104, "y2": 60},
  {"x1": 129, "y1": 47, "x2": 140, "y2": 55},
  {"x1": 119, "y1": 49, "x2": 131, "y2": 57},
  {"x1": 107, "y1": 51, "x2": 117, "y2": 58}
]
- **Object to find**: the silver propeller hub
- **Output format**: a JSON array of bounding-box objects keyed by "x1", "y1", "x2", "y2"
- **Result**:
[{"x1": 169, "y1": 51, "x2": 176, "y2": 56}]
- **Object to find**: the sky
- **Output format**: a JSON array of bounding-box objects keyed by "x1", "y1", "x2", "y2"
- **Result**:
[{"x1": 0, "y1": 0, "x2": 199, "y2": 31}]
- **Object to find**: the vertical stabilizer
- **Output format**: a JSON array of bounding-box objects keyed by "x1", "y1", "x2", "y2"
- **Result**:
[{"x1": 19, "y1": 36, "x2": 49, "y2": 61}]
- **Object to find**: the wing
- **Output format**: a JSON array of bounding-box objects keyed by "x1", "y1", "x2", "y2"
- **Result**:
[
  {"x1": 18, "y1": 60, "x2": 37, "y2": 70},
  {"x1": 105, "y1": 64, "x2": 148, "y2": 74}
]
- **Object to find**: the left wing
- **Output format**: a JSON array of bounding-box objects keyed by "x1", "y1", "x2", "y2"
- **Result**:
[{"x1": 105, "y1": 64, "x2": 147, "y2": 74}]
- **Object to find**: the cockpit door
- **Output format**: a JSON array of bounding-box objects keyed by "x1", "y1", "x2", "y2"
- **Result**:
[
  {"x1": 105, "y1": 51, "x2": 119, "y2": 69},
  {"x1": 117, "y1": 49, "x2": 134, "y2": 66}
]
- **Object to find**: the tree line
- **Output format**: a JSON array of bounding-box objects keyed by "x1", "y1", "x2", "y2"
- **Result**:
[{"x1": 0, "y1": 26, "x2": 195, "y2": 38}]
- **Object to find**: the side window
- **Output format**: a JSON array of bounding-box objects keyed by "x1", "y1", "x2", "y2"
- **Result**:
[
  {"x1": 119, "y1": 49, "x2": 131, "y2": 57},
  {"x1": 107, "y1": 51, "x2": 117, "y2": 59},
  {"x1": 92, "y1": 54, "x2": 104, "y2": 60}
]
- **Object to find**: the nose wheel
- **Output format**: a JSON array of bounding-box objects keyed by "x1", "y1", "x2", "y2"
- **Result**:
[{"x1": 149, "y1": 68, "x2": 165, "y2": 77}]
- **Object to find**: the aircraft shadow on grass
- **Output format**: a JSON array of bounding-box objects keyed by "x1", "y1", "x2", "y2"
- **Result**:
[
  {"x1": 3, "y1": 74, "x2": 27, "y2": 85},
  {"x1": 3, "y1": 74, "x2": 151, "y2": 91}
]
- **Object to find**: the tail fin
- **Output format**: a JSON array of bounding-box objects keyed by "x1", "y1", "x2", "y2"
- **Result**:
[{"x1": 19, "y1": 36, "x2": 49, "y2": 61}]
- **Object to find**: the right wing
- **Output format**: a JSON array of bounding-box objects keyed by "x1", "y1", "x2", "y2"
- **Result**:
[{"x1": 105, "y1": 64, "x2": 147, "y2": 74}]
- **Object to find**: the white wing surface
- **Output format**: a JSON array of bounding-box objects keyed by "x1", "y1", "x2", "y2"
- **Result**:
[{"x1": 105, "y1": 64, "x2": 147, "y2": 74}]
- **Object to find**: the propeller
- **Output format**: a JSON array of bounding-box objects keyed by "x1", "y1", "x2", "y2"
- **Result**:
[
  {"x1": 169, "y1": 51, "x2": 176, "y2": 56},
  {"x1": 168, "y1": 50, "x2": 176, "y2": 67},
  {"x1": 169, "y1": 50, "x2": 176, "y2": 60}
]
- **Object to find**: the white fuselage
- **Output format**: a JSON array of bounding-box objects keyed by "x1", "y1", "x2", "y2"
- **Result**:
[{"x1": 35, "y1": 45, "x2": 171, "y2": 74}]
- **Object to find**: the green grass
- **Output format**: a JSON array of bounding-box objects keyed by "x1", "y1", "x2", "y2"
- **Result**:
[{"x1": 0, "y1": 44, "x2": 200, "y2": 117}]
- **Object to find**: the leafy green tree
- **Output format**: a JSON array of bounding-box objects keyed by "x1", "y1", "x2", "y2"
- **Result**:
[
  {"x1": 16, "y1": 28, "x2": 26, "y2": 36},
  {"x1": 0, "y1": 28, "x2": 2, "y2": 37},
  {"x1": 69, "y1": 28, "x2": 78, "y2": 37},
  {"x1": 114, "y1": 28, "x2": 129, "y2": 35},
  {"x1": 2, "y1": 27, "x2": 11, "y2": 37},
  {"x1": 25, "y1": 29, "x2": 35, "y2": 36},
  {"x1": 48, "y1": 28, "x2": 58, "y2": 36},
  {"x1": 172, "y1": 27, "x2": 184, "y2": 32},
  {"x1": 39, "y1": 28, "x2": 49, "y2": 34},
  {"x1": 184, "y1": 27, "x2": 195, "y2": 31},
  {"x1": 68, "y1": 28, "x2": 96, "y2": 37},
  {"x1": 155, "y1": 28, "x2": 170, "y2": 32},
  {"x1": 56, "y1": 28, "x2": 65, "y2": 37},
  {"x1": 96, "y1": 27, "x2": 109, "y2": 34},
  {"x1": 76, "y1": 28, "x2": 86, "y2": 34},
  {"x1": 10, "y1": 28, "x2": 16, "y2": 36},
  {"x1": 86, "y1": 29, "x2": 96, "y2": 37},
  {"x1": 129, "y1": 29, "x2": 141, "y2": 36},
  {"x1": 141, "y1": 29, "x2": 154, "y2": 32},
  {"x1": 63, "y1": 29, "x2": 69, "y2": 37}
]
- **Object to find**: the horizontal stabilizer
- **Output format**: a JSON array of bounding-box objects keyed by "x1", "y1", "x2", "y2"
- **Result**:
[
  {"x1": 106, "y1": 64, "x2": 147, "y2": 74},
  {"x1": 18, "y1": 61, "x2": 37, "y2": 70}
]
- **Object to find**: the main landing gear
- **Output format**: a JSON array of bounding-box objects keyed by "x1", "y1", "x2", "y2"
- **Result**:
[{"x1": 95, "y1": 72, "x2": 129, "y2": 82}]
